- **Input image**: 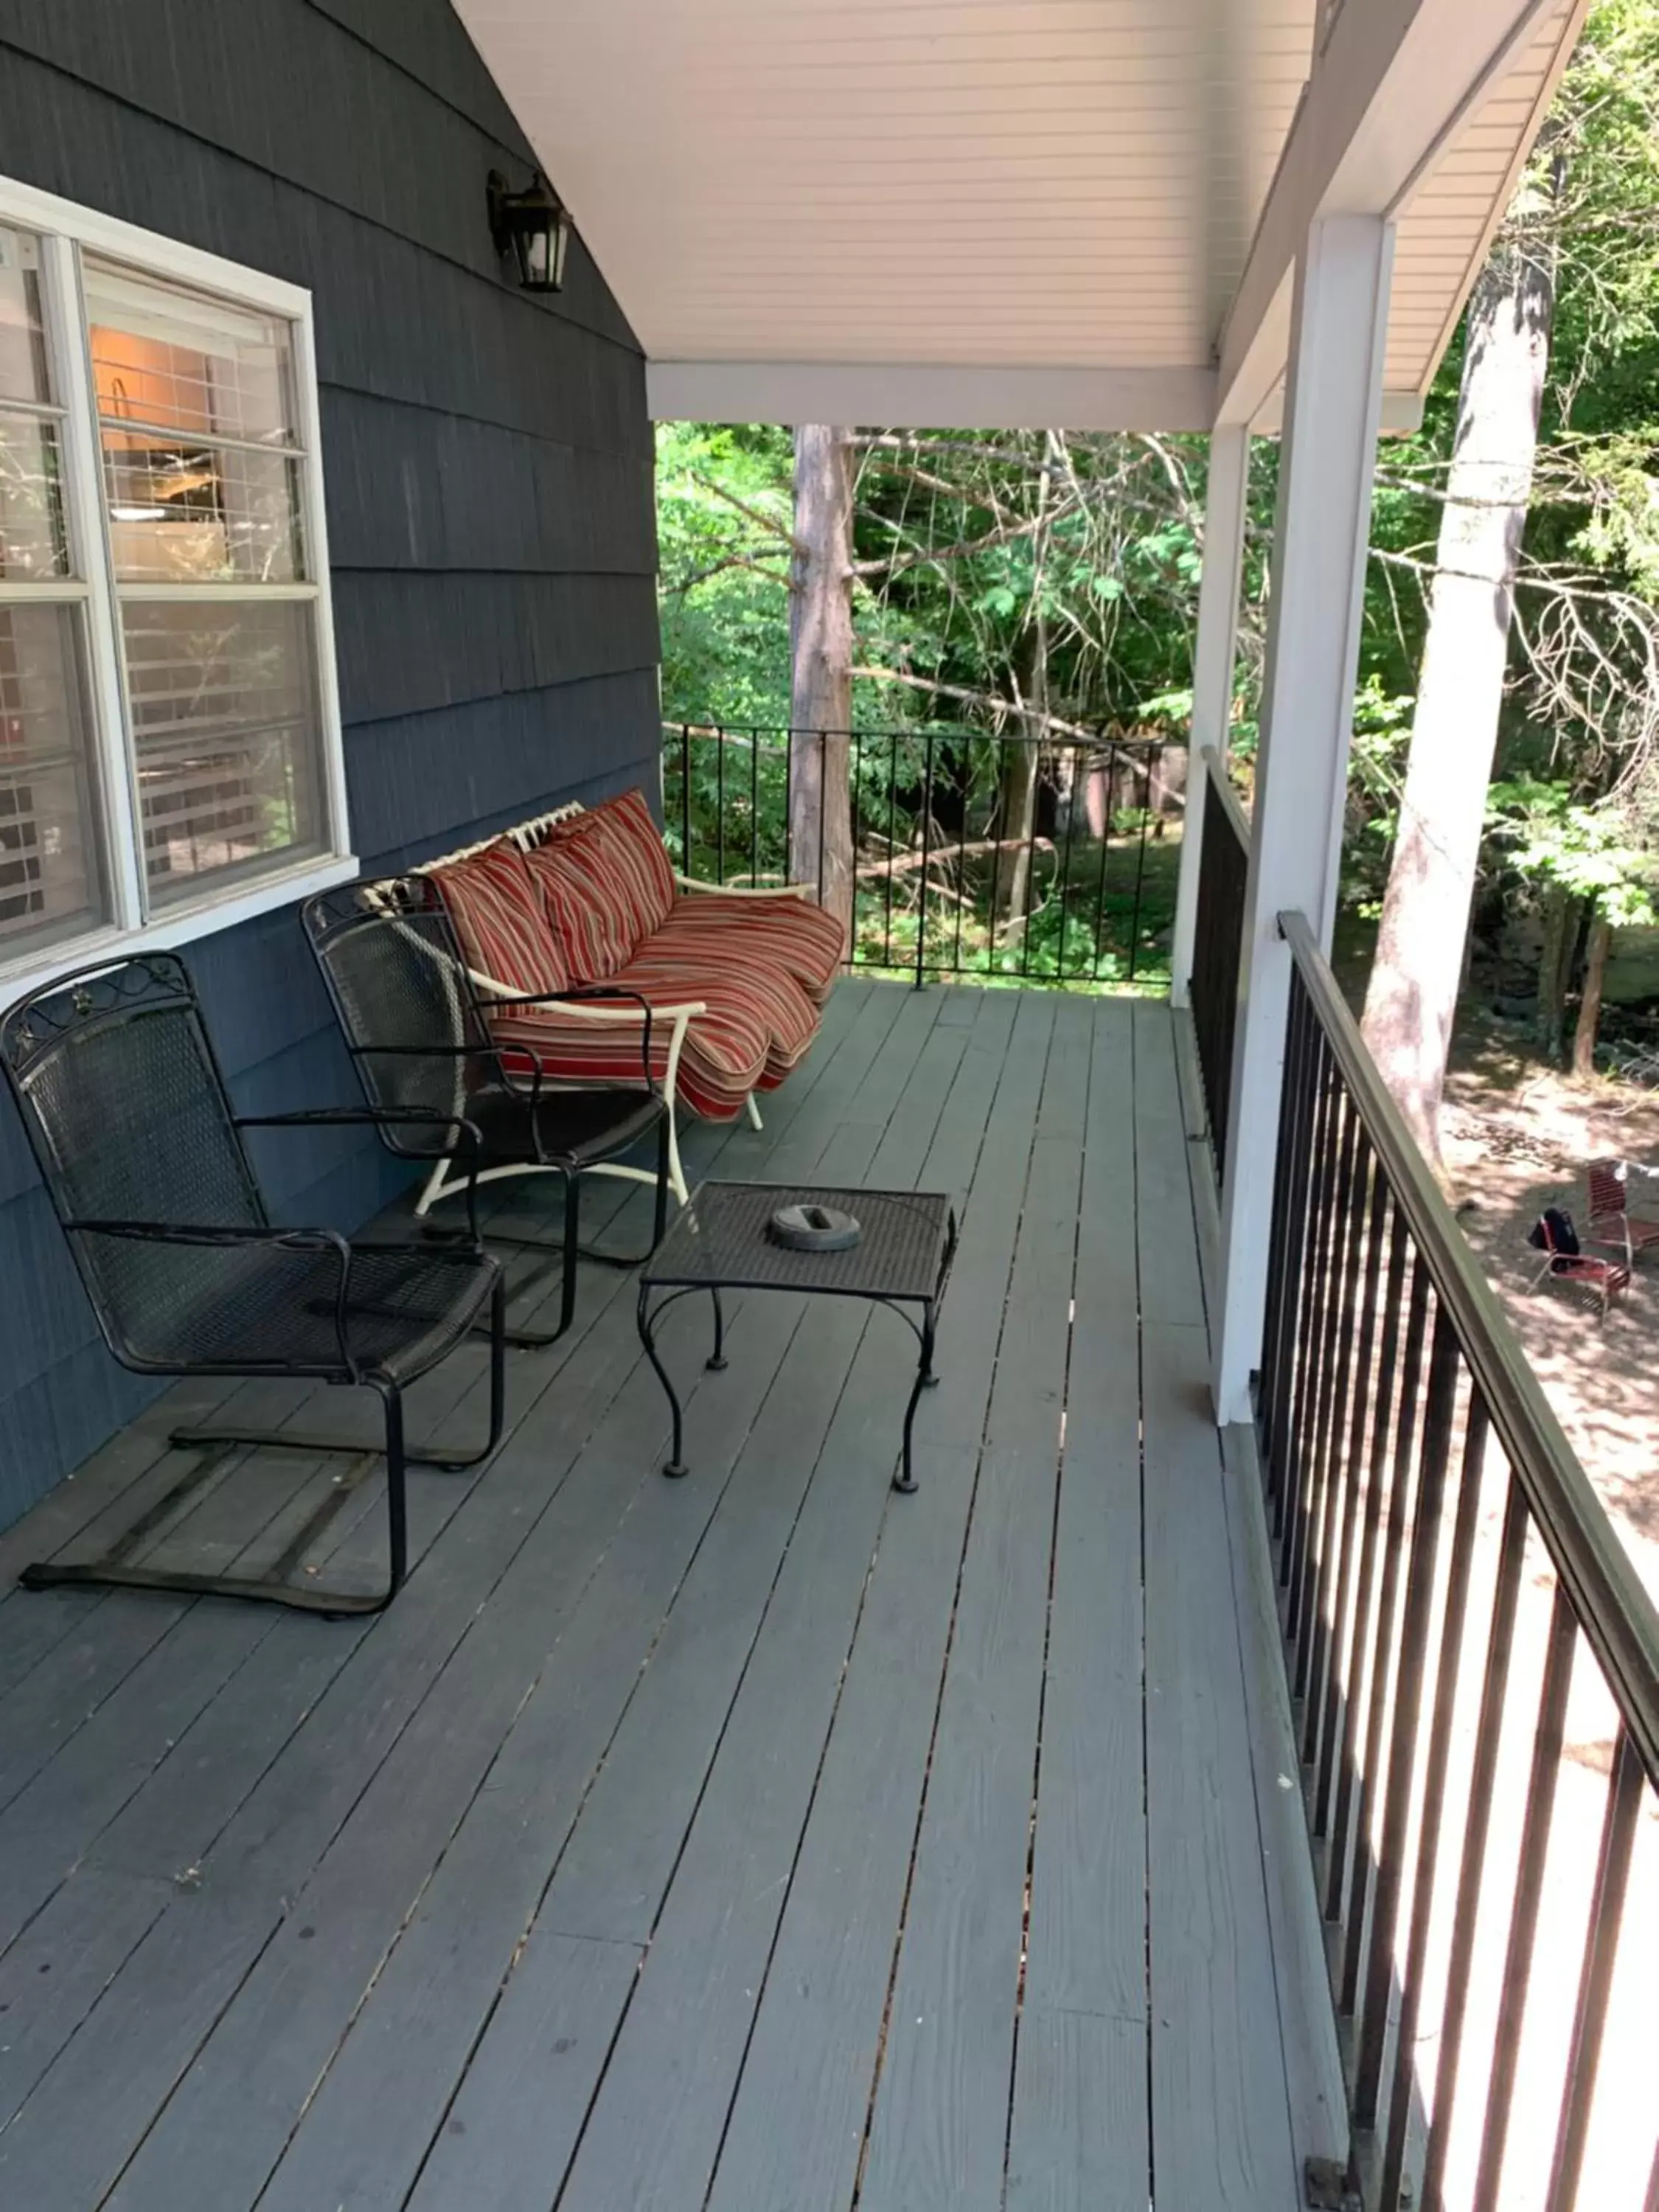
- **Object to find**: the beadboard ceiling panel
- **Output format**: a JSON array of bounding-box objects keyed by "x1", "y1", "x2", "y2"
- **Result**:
[
  {"x1": 1385, "y1": 0, "x2": 1587, "y2": 394},
  {"x1": 457, "y1": 0, "x2": 1587, "y2": 422},
  {"x1": 459, "y1": 0, "x2": 1316, "y2": 373}
]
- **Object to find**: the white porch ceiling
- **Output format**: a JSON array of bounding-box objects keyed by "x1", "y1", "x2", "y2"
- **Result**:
[{"x1": 456, "y1": 0, "x2": 1587, "y2": 428}]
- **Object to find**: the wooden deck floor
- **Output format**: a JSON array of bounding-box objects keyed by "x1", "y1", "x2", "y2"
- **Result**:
[{"x1": 0, "y1": 981, "x2": 1331, "y2": 2211}]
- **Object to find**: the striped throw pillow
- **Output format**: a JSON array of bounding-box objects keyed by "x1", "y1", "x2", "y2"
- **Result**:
[
  {"x1": 523, "y1": 815, "x2": 636, "y2": 983},
  {"x1": 429, "y1": 838, "x2": 570, "y2": 998},
  {"x1": 579, "y1": 788, "x2": 676, "y2": 939}
]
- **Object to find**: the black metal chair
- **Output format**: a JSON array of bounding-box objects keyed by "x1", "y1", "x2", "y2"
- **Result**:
[
  {"x1": 302, "y1": 876, "x2": 670, "y2": 1349},
  {"x1": 0, "y1": 953, "x2": 507, "y2": 1616}
]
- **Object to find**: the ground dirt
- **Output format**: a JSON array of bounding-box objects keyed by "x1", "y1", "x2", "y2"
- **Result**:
[{"x1": 1439, "y1": 1010, "x2": 1659, "y2": 1604}]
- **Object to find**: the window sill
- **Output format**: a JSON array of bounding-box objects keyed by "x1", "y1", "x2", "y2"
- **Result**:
[{"x1": 0, "y1": 852, "x2": 360, "y2": 1014}]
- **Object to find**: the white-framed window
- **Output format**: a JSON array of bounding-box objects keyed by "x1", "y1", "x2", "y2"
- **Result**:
[{"x1": 0, "y1": 177, "x2": 354, "y2": 998}]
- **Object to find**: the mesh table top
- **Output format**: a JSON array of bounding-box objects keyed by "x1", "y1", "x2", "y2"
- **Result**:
[{"x1": 641, "y1": 1183, "x2": 954, "y2": 1302}]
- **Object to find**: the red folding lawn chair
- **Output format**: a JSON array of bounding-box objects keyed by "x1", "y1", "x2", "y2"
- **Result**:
[
  {"x1": 1528, "y1": 1205, "x2": 1630, "y2": 1320},
  {"x1": 1585, "y1": 1159, "x2": 1659, "y2": 1272}
]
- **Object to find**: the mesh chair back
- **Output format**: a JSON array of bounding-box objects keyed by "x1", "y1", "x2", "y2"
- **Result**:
[
  {"x1": 0, "y1": 954, "x2": 266, "y2": 1365},
  {"x1": 1588, "y1": 1159, "x2": 1628, "y2": 1221},
  {"x1": 303, "y1": 878, "x2": 487, "y2": 1154}
]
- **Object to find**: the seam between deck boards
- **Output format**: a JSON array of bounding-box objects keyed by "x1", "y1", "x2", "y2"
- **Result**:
[{"x1": 0, "y1": 987, "x2": 900, "y2": 2206}]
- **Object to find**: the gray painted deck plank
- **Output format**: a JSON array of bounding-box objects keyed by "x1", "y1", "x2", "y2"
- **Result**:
[
  {"x1": 855, "y1": 998, "x2": 1093, "y2": 2212},
  {"x1": 0, "y1": 988, "x2": 1335, "y2": 2212},
  {"x1": 0, "y1": 1890, "x2": 282, "y2": 2210},
  {"x1": 0, "y1": 1000, "x2": 875, "y2": 2162},
  {"x1": 0, "y1": 1008, "x2": 858, "y2": 2177},
  {"x1": 1133, "y1": 998, "x2": 1207, "y2": 1328},
  {"x1": 1006, "y1": 1000, "x2": 1149, "y2": 2212},
  {"x1": 405, "y1": 1008, "x2": 970, "y2": 2208},
  {"x1": 1135, "y1": 1004, "x2": 1298, "y2": 2209},
  {"x1": 704, "y1": 990, "x2": 1058, "y2": 2212},
  {"x1": 59, "y1": 989, "x2": 911, "y2": 2211},
  {"x1": 403, "y1": 1933, "x2": 644, "y2": 2208},
  {"x1": 545, "y1": 990, "x2": 1010, "y2": 2212},
  {"x1": 179, "y1": 996, "x2": 922, "y2": 2212},
  {"x1": 246, "y1": 1296, "x2": 827, "y2": 2212},
  {"x1": 91, "y1": 1294, "x2": 810, "y2": 2212},
  {"x1": 1172, "y1": 1007, "x2": 1348, "y2": 2177},
  {"x1": 1005, "y1": 2007, "x2": 1151, "y2": 2212},
  {"x1": 1141, "y1": 1318, "x2": 1301, "y2": 2212}
]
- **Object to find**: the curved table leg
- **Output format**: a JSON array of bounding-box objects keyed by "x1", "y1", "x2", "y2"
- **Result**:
[
  {"x1": 894, "y1": 1297, "x2": 938, "y2": 1494},
  {"x1": 637, "y1": 1281, "x2": 689, "y2": 1478}
]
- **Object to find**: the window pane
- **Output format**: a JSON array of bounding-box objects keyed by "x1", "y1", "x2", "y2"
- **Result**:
[
  {"x1": 102, "y1": 434, "x2": 302, "y2": 582},
  {"x1": 0, "y1": 411, "x2": 69, "y2": 580},
  {"x1": 0, "y1": 604, "x2": 105, "y2": 955},
  {"x1": 0, "y1": 229, "x2": 49, "y2": 406},
  {"x1": 83, "y1": 262, "x2": 298, "y2": 447},
  {"x1": 122, "y1": 599, "x2": 325, "y2": 900}
]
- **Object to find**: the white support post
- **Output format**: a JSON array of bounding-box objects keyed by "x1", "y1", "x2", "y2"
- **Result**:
[
  {"x1": 1212, "y1": 214, "x2": 1394, "y2": 1427},
  {"x1": 1169, "y1": 423, "x2": 1250, "y2": 1010}
]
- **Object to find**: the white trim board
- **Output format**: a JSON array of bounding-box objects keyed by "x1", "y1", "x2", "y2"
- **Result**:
[
  {"x1": 0, "y1": 855, "x2": 361, "y2": 1015},
  {"x1": 649, "y1": 359, "x2": 1428, "y2": 434},
  {"x1": 647, "y1": 361, "x2": 1218, "y2": 431}
]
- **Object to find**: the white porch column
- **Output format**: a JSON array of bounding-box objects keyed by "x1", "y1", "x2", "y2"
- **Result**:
[
  {"x1": 1212, "y1": 213, "x2": 1394, "y2": 1426},
  {"x1": 1170, "y1": 423, "x2": 1250, "y2": 1008}
]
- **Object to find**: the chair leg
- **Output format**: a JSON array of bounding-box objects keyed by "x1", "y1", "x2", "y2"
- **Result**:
[
  {"x1": 17, "y1": 1277, "x2": 509, "y2": 1615},
  {"x1": 378, "y1": 1385, "x2": 409, "y2": 1608},
  {"x1": 745, "y1": 1093, "x2": 765, "y2": 1132},
  {"x1": 653, "y1": 1113, "x2": 671, "y2": 1254},
  {"x1": 560, "y1": 1170, "x2": 582, "y2": 1340}
]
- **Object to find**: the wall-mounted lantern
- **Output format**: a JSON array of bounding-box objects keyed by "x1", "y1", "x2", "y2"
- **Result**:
[{"x1": 486, "y1": 169, "x2": 571, "y2": 292}]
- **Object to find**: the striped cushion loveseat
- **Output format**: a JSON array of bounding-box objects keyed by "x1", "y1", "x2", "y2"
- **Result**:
[{"x1": 417, "y1": 788, "x2": 844, "y2": 1208}]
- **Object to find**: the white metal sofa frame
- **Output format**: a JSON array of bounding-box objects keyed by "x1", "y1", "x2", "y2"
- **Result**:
[{"x1": 411, "y1": 799, "x2": 815, "y2": 1217}]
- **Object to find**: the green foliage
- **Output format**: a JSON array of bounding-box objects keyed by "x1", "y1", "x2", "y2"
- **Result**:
[
  {"x1": 655, "y1": 422, "x2": 795, "y2": 726},
  {"x1": 654, "y1": 1, "x2": 1659, "y2": 1007},
  {"x1": 1488, "y1": 776, "x2": 1658, "y2": 925}
]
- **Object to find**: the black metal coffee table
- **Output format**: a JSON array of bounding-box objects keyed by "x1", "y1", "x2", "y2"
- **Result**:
[{"x1": 636, "y1": 1182, "x2": 958, "y2": 1492}]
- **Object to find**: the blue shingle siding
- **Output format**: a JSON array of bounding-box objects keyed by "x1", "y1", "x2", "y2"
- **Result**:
[{"x1": 0, "y1": 0, "x2": 660, "y2": 1524}]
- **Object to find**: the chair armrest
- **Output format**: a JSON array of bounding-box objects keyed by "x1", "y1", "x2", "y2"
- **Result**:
[
  {"x1": 672, "y1": 873, "x2": 813, "y2": 902},
  {"x1": 62, "y1": 1221, "x2": 361, "y2": 1378},
  {"x1": 236, "y1": 1106, "x2": 481, "y2": 1141},
  {"x1": 236, "y1": 1110, "x2": 485, "y2": 1241}
]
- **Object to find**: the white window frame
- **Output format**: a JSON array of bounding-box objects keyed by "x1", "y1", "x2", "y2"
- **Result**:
[{"x1": 0, "y1": 174, "x2": 355, "y2": 1004}]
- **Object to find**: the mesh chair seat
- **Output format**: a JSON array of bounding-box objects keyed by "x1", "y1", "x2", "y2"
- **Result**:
[
  {"x1": 468, "y1": 1083, "x2": 664, "y2": 1168},
  {"x1": 92, "y1": 1237, "x2": 499, "y2": 1386}
]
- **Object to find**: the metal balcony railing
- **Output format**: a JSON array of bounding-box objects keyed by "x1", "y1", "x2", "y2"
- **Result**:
[
  {"x1": 1188, "y1": 745, "x2": 1251, "y2": 1181},
  {"x1": 662, "y1": 722, "x2": 1183, "y2": 990},
  {"x1": 1262, "y1": 911, "x2": 1659, "y2": 2212}
]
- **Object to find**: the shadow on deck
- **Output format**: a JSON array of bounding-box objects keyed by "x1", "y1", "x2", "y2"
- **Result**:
[{"x1": 0, "y1": 981, "x2": 1338, "y2": 2211}]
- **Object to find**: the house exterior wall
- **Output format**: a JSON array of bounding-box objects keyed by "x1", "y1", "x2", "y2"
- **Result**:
[{"x1": 0, "y1": 0, "x2": 661, "y2": 1523}]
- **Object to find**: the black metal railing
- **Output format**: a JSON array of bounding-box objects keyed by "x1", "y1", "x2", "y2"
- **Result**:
[
  {"x1": 1189, "y1": 746, "x2": 1250, "y2": 1180},
  {"x1": 1260, "y1": 910, "x2": 1659, "y2": 2212},
  {"x1": 661, "y1": 723, "x2": 1183, "y2": 988}
]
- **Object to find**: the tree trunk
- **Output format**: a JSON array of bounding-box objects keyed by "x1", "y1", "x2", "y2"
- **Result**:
[
  {"x1": 1534, "y1": 886, "x2": 1576, "y2": 1058},
  {"x1": 998, "y1": 433, "x2": 1054, "y2": 934},
  {"x1": 1360, "y1": 232, "x2": 1557, "y2": 1175},
  {"x1": 1572, "y1": 912, "x2": 1611, "y2": 1079},
  {"x1": 788, "y1": 425, "x2": 855, "y2": 946}
]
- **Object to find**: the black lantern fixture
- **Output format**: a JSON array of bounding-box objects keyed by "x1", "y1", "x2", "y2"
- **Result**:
[{"x1": 486, "y1": 168, "x2": 571, "y2": 292}]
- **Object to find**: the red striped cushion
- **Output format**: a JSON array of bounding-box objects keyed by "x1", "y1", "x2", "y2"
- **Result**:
[
  {"x1": 429, "y1": 838, "x2": 568, "y2": 995},
  {"x1": 578, "y1": 788, "x2": 676, "y2": 937},
  {"x1": 491, "y1": 950, "x2": 821, "y2": 1122},
  {"x1": 650, "y1": 894, "x2": 845, "y2": 1004},
  {"x1": 522, "y1": 815, "x2": 636, "y2": 984}
]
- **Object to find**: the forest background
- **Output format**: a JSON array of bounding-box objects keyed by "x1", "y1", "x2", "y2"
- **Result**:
[{"x1": 653, "y1": 0, "x2": 1659, "y2": 1169}]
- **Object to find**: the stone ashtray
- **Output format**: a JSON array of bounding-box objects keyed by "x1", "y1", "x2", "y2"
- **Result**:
[{"x1": 768, "y1": 1202, "x2": 862, "y2": 1254}]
